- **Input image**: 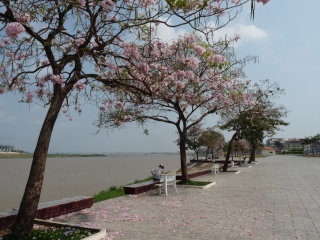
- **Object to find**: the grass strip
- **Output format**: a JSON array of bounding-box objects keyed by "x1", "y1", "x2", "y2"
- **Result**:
[{"x1": 93, "y1": 176, "x2": 154, "y2": 203}]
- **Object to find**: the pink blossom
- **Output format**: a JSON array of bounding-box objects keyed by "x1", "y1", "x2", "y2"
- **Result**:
[
  {"x1": 5, "y1": 51, "x2": 15, "y2": 59},
  {"x1": 74, "y1": 82, "x2": 86, "y2": 91},
  {"x1": 185, "y1": 57, "x2": 199, "y2": 69},
  {"x1": 177, "y1": 71, "x2": 186, "y2": 78},
  {"x1": 5, "y1": 22, "x2": 25, "y2": 39},
  {"x1": 75, "y1": 38, "x2": 85, "y2": 46},
  {"x1": 208, "y1": 54, "x2": 225, "y2": 64},
  {"x1": 115, "y1": 101, "x2": 124, "y2": 109},
  {"x1": 256, "y1": 0, "x2": 270, "y2": 5},
  {"x1": 100, "y1": 106, "x2": 106, "y2": 111},
  {"x1": 122, "y1": 43, "x2": 141, "y2": 60},
  {"x1": 101, "y1": 0, "x2": 115, "y2": 10},
  {"x1": 139, "y1": 63, "x2": 149, "y2": 74},
  {"x1": 52, "y1": 75, "x2": 63, "y2": 84},
  {"x1": 78, "y1": 0, "x2": 86, "y2": 6},
  {"x1": 0, "y1": 88, "x2": 5, "y2": 94},
  {"x1": 0, "y1": 42, "x2": 5, "y2": 48},
  {"x1": 123, "y1": 115, "x2": 133, "y2": 121},
  {"x1": 91, "y1": 41, "x2": 98, "y2": 47},
  {"x1": 41, "y1": 59, "x2": 49, "y2": 66},
  {"x1": 175, "y1": 81, "x2": 185, "y2": 89},
  {"x1": 25, "y1": 91, "x2": 34, "y2": 103},
  {"x1": 16, "y1": 13, "x2": 30, "y2": 24},
  {"x1": 141, "y1": 0, "x2": 156, "y2": 7},
  {"x1": 2, "y1": 38, "x2": 11, "y2": 44},
  {"x1": 194, "y1": 45, "x2": 206, "y2": 56}
]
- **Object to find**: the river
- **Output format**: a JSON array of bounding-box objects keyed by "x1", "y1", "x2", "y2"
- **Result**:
[{"x1": 0, "y1": 154, "x2": 181, "y2": 211}]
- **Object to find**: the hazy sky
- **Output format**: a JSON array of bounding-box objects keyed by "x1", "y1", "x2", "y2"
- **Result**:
[{"x1": 1, "y1": 0, "x2": 319, "y2": 153}]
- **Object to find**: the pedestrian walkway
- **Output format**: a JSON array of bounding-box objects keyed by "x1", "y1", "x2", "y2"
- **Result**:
[{"x1": 55, "y1": 155, "x2": 320, "y2": 240}]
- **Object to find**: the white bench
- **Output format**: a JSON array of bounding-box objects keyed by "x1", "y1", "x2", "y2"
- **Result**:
[{"x1": 155, "y1": 173, "x2": 178, "y2": 196}]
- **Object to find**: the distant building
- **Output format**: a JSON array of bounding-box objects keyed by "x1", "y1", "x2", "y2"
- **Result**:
[
  {"x1": 284, "y1": 138, "x2": 303, "y2": 151},
  {"x1": 261, "y1": 146, "x2": 276, "y2": 156},
  {"x1": 0, "y1": 145, "x2": 14, "y2": 152},
  {"x1": 303, "y1": 142, "x2": 320, "y2": 155},
  {"x1": 266, "y1": 138, "x2": 285, "y2": 146}
]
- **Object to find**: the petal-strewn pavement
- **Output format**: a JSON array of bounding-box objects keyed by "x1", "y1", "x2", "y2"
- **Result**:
[{"x1": 55, "y1": 155, "x2": 320, "y2": 240}]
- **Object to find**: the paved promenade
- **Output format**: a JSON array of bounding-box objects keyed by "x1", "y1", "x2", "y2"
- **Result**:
[{"x1": 56, "y1": 155, "x2": 320, "y2": 240}]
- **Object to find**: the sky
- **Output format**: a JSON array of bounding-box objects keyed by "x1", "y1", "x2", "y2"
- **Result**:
[{"x1": 1, "y1": 0, "x2": 320, "y2": 154}]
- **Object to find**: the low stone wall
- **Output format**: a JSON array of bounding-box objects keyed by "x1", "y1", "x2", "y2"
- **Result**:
[
  {"x1": 176, "y1": 169, "x2": 211, "y2": 180},
  {"x1": 0, "y1": 196, "x2": 93, "y2": 231},
  {"x1": 123, "y1": 180, "x2": 162, "y2": 195}
]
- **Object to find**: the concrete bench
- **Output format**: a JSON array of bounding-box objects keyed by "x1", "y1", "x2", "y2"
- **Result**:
[{"x1": 123, "y1": 180, "x2": 163, "y2": 195}]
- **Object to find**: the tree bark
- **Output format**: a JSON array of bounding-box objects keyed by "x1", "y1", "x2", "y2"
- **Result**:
[
  {"x1": 11, "y1": 91, "x2": 67, "y2": 237},
  {"x1": 248, "y1": 145, "x2": 256, "y2": 163},
  {"x1": 179, "y1": 131, "x2": 188, "y2": 184},
  {"x1": 223, "y1": 132, "x2": 237, "y2": 172}
]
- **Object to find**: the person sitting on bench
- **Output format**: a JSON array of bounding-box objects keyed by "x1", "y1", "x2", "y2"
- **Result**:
[{"x1": 151, "y1": 164, "x2": 164, "y2": 180}]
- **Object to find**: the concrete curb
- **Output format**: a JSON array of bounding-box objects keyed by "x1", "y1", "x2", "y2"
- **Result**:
[
  {"x1": 219, "y1": 170, "x2": 241, "y2": 174},
  {"x1": 34, "y1": 219, "x2": 106, "y2": 240},
  {"x1": 178, "y1": 182, "x2": 216, "y2": 189}
]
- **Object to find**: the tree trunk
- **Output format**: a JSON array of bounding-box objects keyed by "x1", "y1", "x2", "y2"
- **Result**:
[
  {"x1": 248, "y1": 145, "x2": 256, "y2": 163},
  {"x1": 223, "y1": 132, "x2": 237, "y2": 172},
  {"x1": 179, "y1": 131, "x2": 188, "y2": 184},
  {"x1": 11, "y1": 91, "x2": 67, "y2": 237},
  {"x1": 205, "y1": 147, "x2": 209, "y2": 160}
]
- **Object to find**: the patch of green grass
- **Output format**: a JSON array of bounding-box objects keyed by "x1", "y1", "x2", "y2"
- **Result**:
[
  {"x1": 131, "y1": 176, "x2": 153, "y2": 184},
  {"x1": 93, "y1": 186, "x2": 125, "y2": 203},
  {"x1": 178, "y1": 179, "x2": 212, "y2": 186},
  {"x1": 3, "y1": 226, "x2": 96, "y2": 240}
]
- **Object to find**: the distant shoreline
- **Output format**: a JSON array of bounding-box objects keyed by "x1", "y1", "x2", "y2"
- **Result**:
[
  {"x1": 0, "y1": 152, "x2": 181, "y2": 159},
  {"x1": 0, "y1": 153, "x2": 107, "y2": 158}
]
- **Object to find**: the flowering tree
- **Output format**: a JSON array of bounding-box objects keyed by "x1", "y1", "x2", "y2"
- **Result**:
[
  {"x1": 219, "y1": 80, "x2": 288, "y2": 170},
  {"x1": 95, "y1": 32, "x2": 256, "y2": 183},
  {"x1": 0, "y1": 0, "x2": 269, "y2": 236}
]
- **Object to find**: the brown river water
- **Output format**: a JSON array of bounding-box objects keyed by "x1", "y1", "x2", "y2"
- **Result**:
[{"x1": 0, "y1": 154, "x2": 181, "y2": 211}]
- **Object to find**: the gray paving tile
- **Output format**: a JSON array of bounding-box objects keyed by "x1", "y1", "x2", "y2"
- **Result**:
[{"x1": 54, "y1": 156, "x2": 320, "y2": 240}]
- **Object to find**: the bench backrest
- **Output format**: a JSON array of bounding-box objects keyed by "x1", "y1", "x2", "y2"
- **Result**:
[{"x1": 166, "y1": 175, "x2": 176, "y2": 182}]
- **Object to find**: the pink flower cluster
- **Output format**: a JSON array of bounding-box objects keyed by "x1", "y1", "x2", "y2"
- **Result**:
[
  {"x1": 25, "y1": 91, "x2": 34, "y2": 103},
  {"x1": 52, "y1": 75, "x2": 63, "y2": 85},
  {"x1": 185, "y1": 57, "x2": 199, "y2": 69},
  {"x1": 74, "y1": 82, "x2": 86, "y2": 91},
  {"x1": 256, "y1": 0, "x2": 270, "y2": 4},
  {"x1": 5, "y1": 22, "x2": 25, "y2": 39},
  {"x1": 78, "y1": 0, "x2": 86, "y2": 6},
  {"x1": 194, "y1": 45, "x2": 206, "y2": 56},
  {"x1": 16, "y1": 13, "x2": 30, "y2": 25},
  {"x1": 75, "y1": 38, "x2": 85, "y2": 46},
  {"x1": 208, "y1": 54, "x2": 225, "y2": 64},
  {"x1": 101, "y1": 0, "x2": 115, "y2": 10},
  {"x1": 122, "y1": 42, "x2": 141, "y2": 60}
]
